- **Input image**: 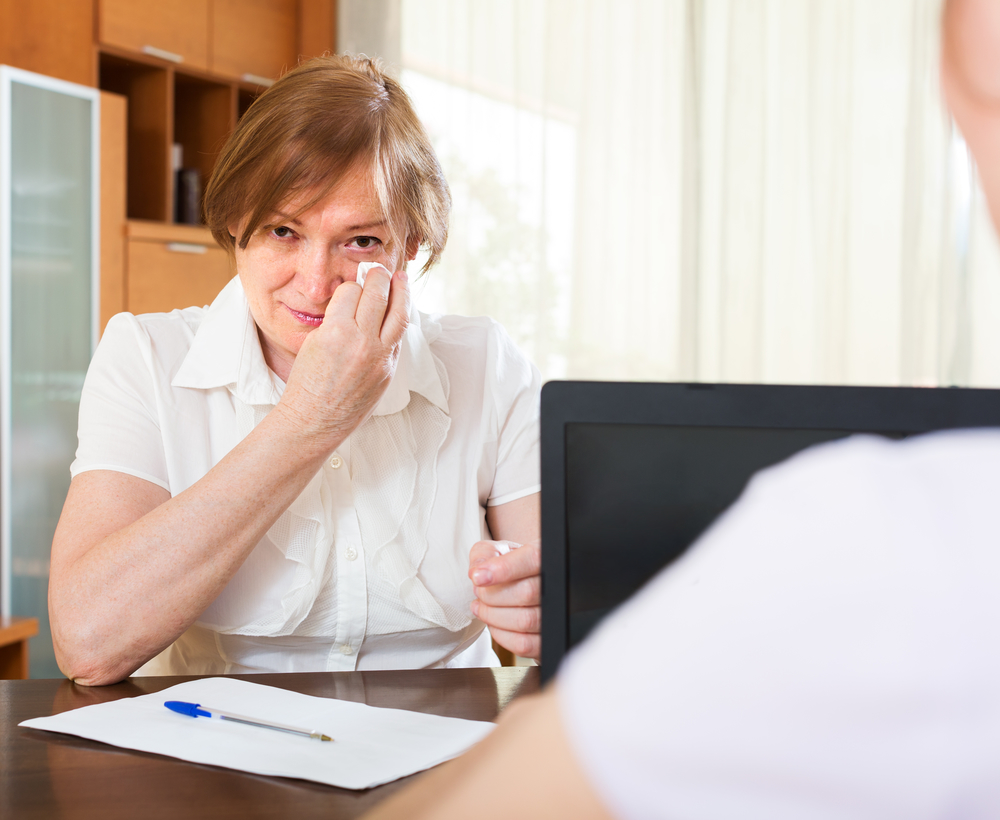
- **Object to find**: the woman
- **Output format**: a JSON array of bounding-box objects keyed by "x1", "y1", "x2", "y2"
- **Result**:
[{"x1": 49, "y1": 55, "x2": 541, "y2": 685}]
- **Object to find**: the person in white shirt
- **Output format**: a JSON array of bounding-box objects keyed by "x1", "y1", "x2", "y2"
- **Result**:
[
  {"x1": 48, "y1": 55, "x2": 542, "y2": 685},
  {"x1": 363, "y1": 2, "x2": 1000, "y2": 818}
]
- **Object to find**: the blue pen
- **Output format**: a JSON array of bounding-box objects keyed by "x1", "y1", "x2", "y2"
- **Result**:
[{"x1": 164, "y1": 701, "x2": 333, "y2": 741}]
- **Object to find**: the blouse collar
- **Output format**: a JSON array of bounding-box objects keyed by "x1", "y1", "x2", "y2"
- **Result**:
[{"x1": 172, "y1": 275, "x2": 449, "y2": 416}]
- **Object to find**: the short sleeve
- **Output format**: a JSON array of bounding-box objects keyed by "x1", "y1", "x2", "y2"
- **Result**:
[
  {"x1": 71, "y1": 313, "x2": 170, "y2": 490},
  {"x1": 484, "y1": 322, "x2": 541, "y2": 506}
]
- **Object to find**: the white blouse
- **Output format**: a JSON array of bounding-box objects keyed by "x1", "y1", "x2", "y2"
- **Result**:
[{"x1": 71, "y1": 276, "x2": 541, "y2": 675}]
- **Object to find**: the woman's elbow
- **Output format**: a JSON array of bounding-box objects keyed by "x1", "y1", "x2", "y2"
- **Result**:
[
  {"x1": 50, "y1": 616, "x2": 136, "y2": 686},
  {"x1": 54, "y1": 644, "x2": 134, "y2": 686}
]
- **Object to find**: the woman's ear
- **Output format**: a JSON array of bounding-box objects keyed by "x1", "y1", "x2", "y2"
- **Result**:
[{"x1": 405, "y1": 235, "x2": 421, "y2": 261}]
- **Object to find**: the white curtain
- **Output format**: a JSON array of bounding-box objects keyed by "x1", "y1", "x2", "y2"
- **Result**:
[{"x1": 342, "y1": 0, "x2": 1000, "y2": 387}]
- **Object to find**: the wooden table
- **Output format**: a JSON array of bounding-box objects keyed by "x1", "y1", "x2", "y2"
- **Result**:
[
  {"x1": 0, "y1": 667, "x2": 539, "y2": 819},
  {"x1": 0, "y1": 616, "x2": 38, "y2": 679}
]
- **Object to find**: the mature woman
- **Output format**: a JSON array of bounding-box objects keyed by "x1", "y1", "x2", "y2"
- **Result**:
[{"x1": 49, "y1": 55, "x2": 541, "y2": 685}]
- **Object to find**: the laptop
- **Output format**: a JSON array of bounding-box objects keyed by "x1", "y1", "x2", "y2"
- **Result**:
[{"x1": 539, "y1": 381, "x2": 1000, "y2": 683}]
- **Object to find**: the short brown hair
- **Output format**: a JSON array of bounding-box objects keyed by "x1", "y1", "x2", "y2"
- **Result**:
[{"x1": 204, "y1": 54, "x2": 450, "y2": 272}]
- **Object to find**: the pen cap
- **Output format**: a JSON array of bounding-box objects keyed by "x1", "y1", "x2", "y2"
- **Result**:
[{"x1": 164, "y1": 701, "x2": 212, "y2": 718}]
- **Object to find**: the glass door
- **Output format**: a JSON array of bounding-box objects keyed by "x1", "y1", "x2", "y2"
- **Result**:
[{"x1": 1, "y1": 65, "x2": 99, "y2": 678}]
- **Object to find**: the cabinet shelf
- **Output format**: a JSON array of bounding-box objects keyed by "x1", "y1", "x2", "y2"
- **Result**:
[
  {"x1": 99, "y1": 51, "x2": 171, "y2": 222},
  {"x1": 98, "y1": 50, "x2": 275, "y2": 226}
]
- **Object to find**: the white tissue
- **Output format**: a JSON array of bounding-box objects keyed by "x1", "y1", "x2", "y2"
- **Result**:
[
  {"x1": 495, "y1": 540, "x2": 521, "y2": 556},
  {"x1": 356, "y1": 261, "x2": 391, "y2": 287}
]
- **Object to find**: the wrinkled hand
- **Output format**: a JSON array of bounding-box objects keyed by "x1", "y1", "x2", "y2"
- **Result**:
[
  {"x1": 279, "y1": 267, "x2": 410, "y2": 444},
  {"x1": 469, "y1": 540, "x2": 541, "y2": 659}
]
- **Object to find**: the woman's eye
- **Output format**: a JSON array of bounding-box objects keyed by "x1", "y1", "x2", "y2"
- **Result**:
[
  {"x1": 273, "y1": 226, "x2": 293, "y2": 238},
  {"x1": 353, "y1": 236, "x2": 380, "y2": 249}
]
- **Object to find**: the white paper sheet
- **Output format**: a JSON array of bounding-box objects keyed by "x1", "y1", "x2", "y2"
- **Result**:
[{"x1": 20, "y1": 677, "x2": 495, "y2": 789}]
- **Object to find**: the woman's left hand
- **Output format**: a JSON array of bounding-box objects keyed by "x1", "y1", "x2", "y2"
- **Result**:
[{"x1": 469, "y1": 538, "x2": 541, "y2": 659}]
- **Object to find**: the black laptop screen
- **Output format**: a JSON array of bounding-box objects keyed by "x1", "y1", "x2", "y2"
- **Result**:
[{"x1": 565, "y1": 423, "x2": 860, "y2": 646}]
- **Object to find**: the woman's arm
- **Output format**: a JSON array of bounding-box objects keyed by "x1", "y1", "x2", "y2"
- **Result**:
[
  {"x1": 469, "y1": 492, "x2": 542, "y2": 659},
  {"x1": 361, "y1": 686, "x2": 613, "y2": 820},
  {"x1": 49, "y1": 269, "x2": 408, "y2": 685},
  {"x1": 50, "y1": 407, "x2": 337, "y2": 685}
]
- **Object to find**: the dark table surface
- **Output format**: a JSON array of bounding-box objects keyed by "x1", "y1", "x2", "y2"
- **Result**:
[{"x1": 0, "y1": 666, "x2": 539, "y2": 819}]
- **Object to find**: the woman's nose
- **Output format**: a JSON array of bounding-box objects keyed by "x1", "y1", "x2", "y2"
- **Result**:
[{"x1": 297, "y1": 245, "x2": 346, "y2": 301}]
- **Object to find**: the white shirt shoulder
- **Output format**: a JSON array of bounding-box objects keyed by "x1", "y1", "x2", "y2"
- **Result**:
[
  {"x1": 559, "y1": 429, "x2": 1000, "y2": 820},
  {"x1": 428, "y1": 313, "x2": 542, "y2": 506},
  {"x1": 71, "y1": 308, "x2": 208, "y2": 490}
]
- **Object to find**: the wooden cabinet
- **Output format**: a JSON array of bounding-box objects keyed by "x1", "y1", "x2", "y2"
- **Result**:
[
  {"x1": 299, "y1": 0, "x2": 337, "y2": 65},
  {"x1": 212, "y1": 0, "x2": 299, "y2": 82},
  {"x1": 97, "y1": 1, "x2": 336, "y2": 228},
  {"x1": 99, "y1": 54, "x2": 172, "y2": 222},
  {"x1": 126, "y1": 222, "x2": 234, "y2": 315},
  {"x1": 98, "y1": 55, "x2": 239, "y2": 225},
  {"x1": 0, "y1": 617, "x2": 38, "y2": 679},
  {"x1": 101, "y1": 91, "x2": 128, "y2": 332},
  {"x1": 99, "y1": 0, "x2": 211, "y2": 71},
  {"x1": 98, "y1": 0, "x2": 303, "y2": 82},
  {"x1": 0, "y1": 0, "x2": 96, "y2": 86}
]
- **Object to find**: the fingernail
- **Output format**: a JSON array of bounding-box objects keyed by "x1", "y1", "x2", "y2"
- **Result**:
[{"x1": 472, "y1": 568, "x2": 493, "y2": 586}]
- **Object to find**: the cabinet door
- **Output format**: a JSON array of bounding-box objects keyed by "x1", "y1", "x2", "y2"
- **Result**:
[
  {"x1": 100, "y1": 0, "x2": 211, "y2": 71},
  {"x1": 0, "y1": 0, "x2": 95, "y2": 87},
  {"x1": 212, "y1": 0, "x2": 298, "y2": 83},
  {"x1": 127, "y1": 233, "x2": 233, "y2": 315},
  {"x1": 1, "y1": 66, "x2": 99, "y2": 679}
]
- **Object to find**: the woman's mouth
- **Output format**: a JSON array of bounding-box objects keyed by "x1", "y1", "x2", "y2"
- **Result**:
[{"x1": 287, "y1": 306, "x2": 325, "y2": 327}]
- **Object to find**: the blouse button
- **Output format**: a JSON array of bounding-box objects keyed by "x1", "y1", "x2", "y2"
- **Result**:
[
  {"x1": 345, "y1": 546, "x2": 358, "y2": 561},
  {"x1": 329, "y1": 454, "x2": 343, "y2": 469},
  {"x1": 339, "y1": 644, "x2": 353, "y2": 655}
]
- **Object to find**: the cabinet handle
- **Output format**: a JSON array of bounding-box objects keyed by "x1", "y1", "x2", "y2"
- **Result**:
[
  {"x1": 142, "y1": 45, "x2": 183, "y2": 64},
  {"x1": 166, "y1": 242, "x2": 207, "y2": 254},
  {"x1": 242, "y1": 73, "x2": 275, "y2": 88}
]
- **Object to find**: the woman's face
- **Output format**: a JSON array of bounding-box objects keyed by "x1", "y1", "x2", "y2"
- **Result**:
[{"x1": 233, "y1": 163, "x2": 413, "y2": 381}]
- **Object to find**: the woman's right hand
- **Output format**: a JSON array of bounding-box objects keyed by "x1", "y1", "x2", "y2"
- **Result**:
[{"x1": 275, "y1": 265, "x2": 410, "y2": 448}]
